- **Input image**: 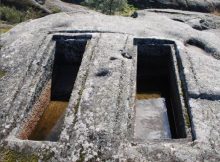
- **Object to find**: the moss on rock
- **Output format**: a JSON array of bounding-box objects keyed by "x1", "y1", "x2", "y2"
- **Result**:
[
  {"x1": 0, "y1": 70, "x2": 6, "y2": 79},
  {"x1": 0, "y1": 149, "x2": 39, "y2": 162}
]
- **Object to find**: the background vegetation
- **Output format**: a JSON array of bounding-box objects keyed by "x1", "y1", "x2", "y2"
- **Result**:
[
  {"x1": 61, "y1": 0, "x2": 137, "y2": 15},
  {"x1": 82, "y1": 0, "x2": 127, "y2": 15},
  {"x1": 0, "y1": 0, "x2": 60, "y2": 34},
  {"x1": 0, "y1": 5, "x2": 45, "y2": 24},
  {"x1": 0, "y1": 0, "x2": 136, "y2": 34}
]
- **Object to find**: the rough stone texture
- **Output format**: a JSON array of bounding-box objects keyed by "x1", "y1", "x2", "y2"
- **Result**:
[
  {"x1": 0, "y1": 7, "x2": 220, "y2": 162},
  {"x1": 44, "y1": 0, "x2": 88, "y2": 12},
  {"x1": 2, "y1": 0, "x2": 52, "y2": 13},
  {"x1": 2, "y1": 0, "x2": 88, "y2": 13},
  {"x1": 129, "y1": 0, "x2": 220, "y2": 13},
  {"x1": 190, "y1": 99, "x2": 220, "y2": 154}
]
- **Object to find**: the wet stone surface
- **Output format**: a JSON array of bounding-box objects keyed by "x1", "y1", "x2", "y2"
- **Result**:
[{"x1": 134, "y1": 98, "x2": 171, "y2": 141}]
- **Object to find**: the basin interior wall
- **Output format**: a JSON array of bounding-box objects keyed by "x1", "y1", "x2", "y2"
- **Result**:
[
  {"x1": 51, "y1": 38, "x2": 88, "y2": 101},
  {"x1": 135, "y1": 42, "x2": 186, "y2": 140}
]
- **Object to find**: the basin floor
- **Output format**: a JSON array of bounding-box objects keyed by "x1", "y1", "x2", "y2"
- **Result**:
[
  {"x1": 134, "y1": 98, "x2": 171, "y2": 141},
  {"x1": 28, "y1": 101, "x2": 68, "y2": 141}
]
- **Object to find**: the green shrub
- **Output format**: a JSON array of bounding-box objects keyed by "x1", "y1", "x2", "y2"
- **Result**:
[
  {"x1": 119, "y1": 4, "x2": 137, "y2": 16},
  {"x1": 82, "y1": 0, "x2": 128, "y2": 15},
  {"x1": 0, "y1": 5, "x2": 47, "y2": 25},
  {"x1": 0, "y1": 6, "x2": 24, "y2": 23}
]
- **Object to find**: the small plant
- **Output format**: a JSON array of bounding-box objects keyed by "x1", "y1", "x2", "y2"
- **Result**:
[
  {"x1": 119, "y1": 4, "x2": 137, "y2": 16},
  {"x1": 50, "y1": 6, "x2": 62, "y2": 13},
  {"x1": 82, "y1": 0, "x2": 128, "y2": 15}
]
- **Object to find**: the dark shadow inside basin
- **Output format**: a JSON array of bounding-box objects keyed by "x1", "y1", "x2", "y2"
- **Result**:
[{"x1": 51, "y1": 38, "x2": 88, "y2": 101}]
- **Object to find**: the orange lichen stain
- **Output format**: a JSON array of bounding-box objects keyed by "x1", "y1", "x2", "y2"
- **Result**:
[
  {"x1": 136, "y1": 92, "x2": 161, "y2": 100},
  {"x1": 28, "y1": 101, "x2": 68, "y2": 141}
]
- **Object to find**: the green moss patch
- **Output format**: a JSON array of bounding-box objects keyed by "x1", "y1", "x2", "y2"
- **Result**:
[
  {"x1": 50, "y1": 6, "x2": 62, "y2": 14},
  {"x1": 0, "y1": 149, "x2": 38, "y2": 162},
  {"x1": 185, "y1": 111, "x2": 191, "y2": 128},
  {"x1": 0, "y1": 70, "x2": 6, "y2": 79}
]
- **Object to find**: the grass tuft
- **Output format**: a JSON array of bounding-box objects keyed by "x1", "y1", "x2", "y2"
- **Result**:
[{"x1": 118, "y1": 4, "x2": 137, "y2": 16}]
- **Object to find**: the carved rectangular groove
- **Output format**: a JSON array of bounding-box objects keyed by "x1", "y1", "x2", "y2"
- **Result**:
[
  {"x1": 19, "y1": 35, "x2": 91, "y2": 141},
  {"x1": 134, "y1": 39, "x2": 187, "y2": 141}
]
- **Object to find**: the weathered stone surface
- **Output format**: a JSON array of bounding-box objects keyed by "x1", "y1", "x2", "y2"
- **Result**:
[
  {"x1": 2, "y1": 0, "x2": 52, "y2": 13},
  {"x1": 45, "y1": 0, "x2": 88, "y2": 12},
  {"x1": 2, "y1": 0, "x2": 87, "y2": 13},
  {"x1": 129, "y1": 0, "x2": 220, "y2": 13},
  {"x1": 190, "y1": 99, "x2": 220, "y2": 154},
  {"x1": 0, "y1": 7, "x2": 220, "y2": 161}
]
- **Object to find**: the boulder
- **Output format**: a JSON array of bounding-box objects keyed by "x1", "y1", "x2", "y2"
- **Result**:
[
  {"x1": 0, "y1": 6, "x2": 220, "y2": 162},
  {"x1": 128, "y1": 0, "x2": 220, "y2": 13}
]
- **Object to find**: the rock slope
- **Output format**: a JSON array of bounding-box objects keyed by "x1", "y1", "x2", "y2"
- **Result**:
[{"x1": 129, "y1": 0, "x2": 220, "y2": 13}]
